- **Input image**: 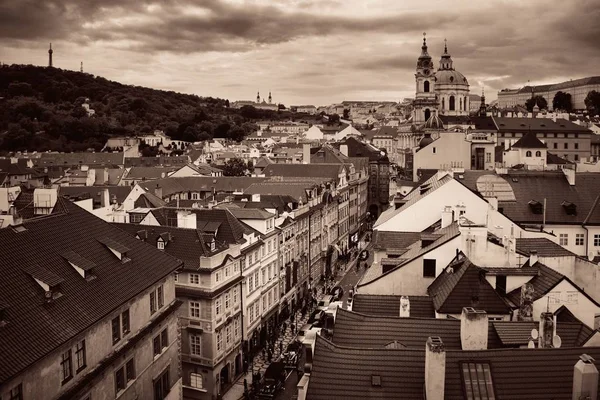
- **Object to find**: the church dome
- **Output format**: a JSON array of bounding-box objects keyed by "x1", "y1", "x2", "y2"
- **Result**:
[
  {"x1": 435, "y1": 70, "x2": 469, "y2": 86},
  {"x1": 419, "y1": 133, "x2": 434, "y2": 149},
  {"x1": 423, "y1": 113, "x2": 445, "y2": 130}
]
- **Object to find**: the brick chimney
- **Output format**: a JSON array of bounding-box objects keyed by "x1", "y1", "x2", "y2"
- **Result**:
[
  {"x1": 154, "y1": 184, "x2": 163, "y2": 199},
  {"x1": 399, "y1": 296, "x2": 410, "y2": 317},
  {"x1": 425, "y1": 337, "x2": 446, "y2": 400},
  {"x1": 460, "y1": 307, "x2": 488, "y2": 350},
  {"x1": 441, "y1": 206, "x2": 453, "y2": 229},
  {"x1": 529, "y1": 250, "x2": 538, "y2": 266},
  {"x1": 303, "y1": 143, "x2": 311, "y2": 164},
  {"x1": 573, "y1": 354, "x2": 599, "y2": 400}
]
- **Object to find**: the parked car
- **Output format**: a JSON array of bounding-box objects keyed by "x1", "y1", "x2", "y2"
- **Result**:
[{"x1": 258, "y1": 362, "x2": 286, "y2": 399}]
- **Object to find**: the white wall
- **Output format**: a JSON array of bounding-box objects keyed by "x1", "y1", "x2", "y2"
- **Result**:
[
  {"x1": 533, "y1": 279, "x2": 600, "y2": 328},
  {"x1": 359, "y1": 236, "x2": 461, "y2": 295}
]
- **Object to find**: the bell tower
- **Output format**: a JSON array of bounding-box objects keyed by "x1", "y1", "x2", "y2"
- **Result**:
[
  {"x1": 412, "y1": 33, "x2": 438, "y2": 125},
  {"x1": 256, "y1": 91, "x2": 260, "y2": 103}
]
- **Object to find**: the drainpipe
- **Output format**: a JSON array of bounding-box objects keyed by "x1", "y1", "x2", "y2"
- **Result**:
[{"x1": 583, "y1": 224, "x2": 590, "y2": 259}]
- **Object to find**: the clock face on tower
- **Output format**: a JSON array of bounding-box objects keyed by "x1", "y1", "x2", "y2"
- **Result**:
[{"x1": 423, "y1": 69, "x2": 430, "y2": 75}]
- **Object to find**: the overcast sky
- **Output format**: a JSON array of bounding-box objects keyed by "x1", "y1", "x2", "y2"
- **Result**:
[{"x1": 1, "y1": 0, "x2": 599, "y2": 106}]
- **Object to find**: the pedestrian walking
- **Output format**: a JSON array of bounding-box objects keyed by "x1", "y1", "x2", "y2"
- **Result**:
[{"x1": 282, "y1": 322, "x2": 287, "y2": 334}]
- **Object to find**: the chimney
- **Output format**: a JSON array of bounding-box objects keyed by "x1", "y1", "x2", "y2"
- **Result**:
[
  {"x1": 563, "y1": 167, "x2": 576, "y2": 186},
  {"x1": 441, "y1": 206, "x2": 453, "y2": 228},
  {"x1": 399, "y1": 295, "x2": 410, "y2": 317},
  {"x1": 154, "y1": 184, "x2": 162, "y2": 199},
  {"x1": 425, "y1": 337, "x2": 446, "y2": 400},
  {"x1": 460, "y1": 307, "x2": 488, "y2": 350},
  {"x1": 100, "y1": 188, "x2": 110, "y2": 208},
  {"x1": 303, "y1": 143, "x2": 311, "y2": 164},
  {"x1": 340, "y1": 144, "x2": 349, "y2": 157},
  {"x1": 517, "y1": 282, "x2": 534, "y2": 321},
  {"x1": 529, "y1": 250, "x2": 538, "y2": 266},
  {"x1": 538, "y1": 311, "x2": 554, "y2": 348},
  {"x1": 573, "y1": 354, "x2": 599, "y2": 400}
]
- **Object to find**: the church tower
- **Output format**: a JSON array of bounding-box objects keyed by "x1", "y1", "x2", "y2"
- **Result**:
[
  {"x1": 435, "y1": 39, "x2": 470, "y2": 116},
  {"x1": 256, "y1": 91, "x2": 260, "y2": 103},
  {"x1": 268, "y1": 91, "x2": 272, "y2": 104},
  {"x1": 48, "y1": 43, "x2": 53, "y2": 68},
  {"x1": 479, "y1": 87, "x2": 487, "y2": 116},
  {"x1": 412, "y1": 33, "x2": 438, "y2": 125}
]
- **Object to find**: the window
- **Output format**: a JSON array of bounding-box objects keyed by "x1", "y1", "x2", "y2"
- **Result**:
[
  {"x1": 423, "y1": 259, "x2": 436, "y2": 278},
  {"x1": 225, "y1": 292, "x2": 230, "y2": 309},
  {"x1": 122, "y1": 309, "x2": 130, "y2": 335},
  {"x1": 461, "y1": 362, "x2": 495, "y2": 400},
  {"x1": 216, "y1": 271, "x2": 220, "y2": 282},
  {"x1": 559, "y1": 233, "x2": 568, "y2": 246},
  {"x1": 153, "y1": 368, "x2": 170, "y2": 400},
  {"x1": 248, "y1": 276, "x2": 254, "y2": 292},
  {"x1": 75, "y1": 340, "x2": 86, "y2": 372},
  {"x1": 525, "y1": 151, "x2": 532, "y2": 157},
  {"x1": 254, "y1": 273, "x2": 259, "y2": 288},
  {"x1": 576, "y1": 233, "x2": 585, "y2": 246},
  {"x1": 191, "y1": 192, "x2": 199, "y2": 200},
  {"x1": 535, "y1": 151, "x2": 541, "y2": 157},
  {"x1": 216, "y1": 298, "x2": 222, "y2": 315},
  {"x1": 217, "y1": 331, "x2": 223, "y2": 352},
  {"x1": 157, "y1": 241, "x2": 164, "y2": 250},
  {"x1": 486, "y1": 152, "x2": 491, "y2": 163},
  {"x1": 235, "y1": 317, "x2": 241, "y2": 337},
  {"x1": 449, "y1": 95, "x2": 455, "y2": 111},
  {"x1": 150, "y1": 291, "x2": 157, "y2": 314},
  {"x1": 575, "y1": 154, "x2": 579, "y2": 161},
  {"x1": 424, "y1": 80, "x2": 430, "y2": 93},
  {"x1": 9, "y1": 384, "x2": 23, "y2": 400},
  {"x1": 225, "y1": 266, "x2": 230, "y2": 277},
  {"x1": 262, "y1": 269, "x2": 266, "y2": 285},
  {"x1": 564, "y1": 143, "x2": 569, "y2": 149},
  {"x1": 553, "y1": 143, "x2": 558, "y2": 149},
  {"x1": 595, "y1": 235, "x2": 600, "y2": 247},
  {"x1": 60, "y1": 349, "x2": 73, "y2": 384},
  {"x1": 112, "y1": 316, "x2": 121, "y2": 344},
  {"x1": 575, "y1": 143, "x2": 579, "y2": 149},
  {"x1": 190, "y1": 301, "x2": 201, "y2": 318},
  {"x1": 190, "y1": 335, "x2": 202, "y2": 355},
  {"x1": 190, "y1": 372, "x2": 203, "y2": 389},
  {"x1": 233, "y1": 287, "x2": 239, "y2": 304},
  {"x1": 226, "y1": 325, "x2": 232, "y2": 344},
  {"x1": 158, "y1": 285, "x2": 164, "y2": 308},
  {"x1": 153, "y1": 328, "x2": 169, "y2": 357},
  {"x1": 190, "y1": 274, "x2": 199, "y2": 284},
  {"x1": 174, "y1": 272, "x2": 178, "y2": 282},
  {"x1": 433, "y1": 147, "x2": 436, "y2": 154}
]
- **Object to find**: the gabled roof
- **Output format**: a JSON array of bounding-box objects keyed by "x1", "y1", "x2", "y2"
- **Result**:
[
  {"x1": 124, "y1": 166, "x2": 179, "y2": 180},
  {"x1": 491, "y1": 319, "x2": 594, "y2": 347},
  {"x1": 516, "y1": 237, "x2": 575, "y2": 257},
  {"x1": 506, "y1": 262, "x2": 565, "y2": 305},
  {"x1": 114, "y1": 223, "x2": 223, "y2": 269},
  {"x1": 134, "y1": 192, "x2": 168, "y2": 209},
  {"x1": 36, "y1": 152, "x2": 125, "y2": 167},
  {"x1": 222, "y1": 207, "x2": 275, "y2": 220},
  {"x1": 244, "y1": 181, "x2": 319, "y2": 203},
  {"x1": 493, "y1": 117, "x2": 592, "y2": 133},
  {"x1": 427, "y1": 254, "x2": 512, "y2": 315},
  {"x1": 262, "y1": 163, "x2": 345, "y2": 180},
  {"x1": 351, "y1": 294, "x2": 435, "y2": 318},
  {"x1": 0, "y1": 200, "x2": 182, "y2": 383},
  {"x1": 372, "y1": 230, "x2": 421, "y2": 251},
  {"x1": 511, "y1": 131, "x2": 547, "y2": 149},
  {"x1": 359, "y1": 223, "x2": 461, "y2": 287},
  {"x1": 254, "y1": 156, "x2": 274, "y2": 168},
  {"x1": 375, "y1": 172, "x2": 453, "y2": 228},
  {"x1": 146, "y1": 207, "x2": 247, "y2": 245},
  {"x1": 137, "y1": 176, "x2": 268, "y2": 198},
  {"x1": 59, "y1": 185, "x2": 133, "y2": 205}
]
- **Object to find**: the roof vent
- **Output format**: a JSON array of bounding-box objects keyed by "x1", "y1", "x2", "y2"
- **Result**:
[{"x1": 371, "y1": 375, "x2": 381, "y2": 387}]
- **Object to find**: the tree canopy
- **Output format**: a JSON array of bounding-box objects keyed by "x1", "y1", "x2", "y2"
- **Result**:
[
  {"x1": 585, "y1": 91, "x2": 600, "y2": 116},
  {"x1": 525, "y1": 95, "x2": 548, "y2": 112},
  {"x1": 222, "y1": 158, "x2": 247, "y2": 176},
  {"x1": 0, "y1": 65, "x2": 299, "y2": 153},
  {"x1": 552, "y1": 91, "x2": 573, "y2": 112}
]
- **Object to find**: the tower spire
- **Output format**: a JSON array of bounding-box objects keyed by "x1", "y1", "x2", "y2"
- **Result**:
[
  {"x1": 80, "y1": 61, "x2": 83, "y2": 73},
  {"x1": 444, "y1": 38, "x2": 448, "y2": 54},
  {"x1": 48, "y1": 43, "x2": 53, "y2": 68}
]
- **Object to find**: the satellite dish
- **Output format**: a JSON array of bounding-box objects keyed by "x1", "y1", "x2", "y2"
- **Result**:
[
  {"x1": 552, "y1": 335, "x2": 562, "y2": 348},
  {"x1": 531, "y1": 328, "x2": 539, "y2": 340},
  {"x1": 527, "y1": 340, "x2": 535, "y2": 349},
  {"x1": 588, "y1": 251, "x2": 595, "y2": 262}
]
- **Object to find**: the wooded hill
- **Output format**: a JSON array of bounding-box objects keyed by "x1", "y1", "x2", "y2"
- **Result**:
[{"x1": 0, "y1": 64, "x2": 296, "y2": 153}]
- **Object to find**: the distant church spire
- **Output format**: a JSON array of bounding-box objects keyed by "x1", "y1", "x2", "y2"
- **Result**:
[
  {"x1": 268, "y1": 91, "x2": 272, "y2": 104},
  {"x1": 48, "y1": 43, "x2": 53, "y2": 68},
  {"x1": 479, "y1": 86, "x2": 487, "y2": 116},
  {"x1": 256, "y1": 91, "x2": 260, "y2": 103},
  {"x1": 439, "y1": 38, "x2": 453, "y2": 70},
  {"x1": 80, "y1": 61, "x2": 83, "y2": 73}
]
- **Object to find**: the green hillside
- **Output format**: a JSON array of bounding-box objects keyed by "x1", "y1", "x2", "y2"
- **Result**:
[{"x1": 0, "y1": 64, "x2": 291, "y2": 153}]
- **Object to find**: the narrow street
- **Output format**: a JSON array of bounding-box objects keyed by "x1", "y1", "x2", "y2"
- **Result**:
[{"x1": 273, "y1": 240, "x2": 373, "y2": 400}]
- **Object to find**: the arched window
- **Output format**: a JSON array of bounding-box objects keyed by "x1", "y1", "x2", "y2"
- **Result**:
[
  {"x1": 526, "y1": 151, "x2": 532, "y2": 157},
  {"x1": 464, "y1": 97, "x2": 468, "y2": 111},
  {"x1": 449, "y1": 96, "x2": 455, "y2": 111},
  {"x1": 424, "y1": 81, "x2": 430, "y2": 93},
  {"x1": 535, "y1": 151, "x2": 542, "y2": 157},
  {"x1": 442, "y1": 98, "x2": 445, "y2": 110},
  {"x1": 424, "y1": 109, "x2": 431, "y2": 121}
]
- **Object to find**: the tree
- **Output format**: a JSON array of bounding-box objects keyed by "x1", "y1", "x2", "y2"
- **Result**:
[
  {"x1": 278, "y1": 104, "x2": 286, "y2": 110},
  {"x1": 227, "y1": 126, "x2": 246, "y2": 142},
  {"x1": 329, "y1": 113, "x2": 340, "y2": 124},
  {"x1": 343, "y1": 109, "x2": 350, "y2": 119},
  {"x1": 585, "y1": 91, "x2": 600, "y2": 116},
  {"x1": 222, "y1": 158, "x2": 247, "y2": 176},
  {"x1": 525, "y1": 95, "x2": 548, "y2": 112},
  {"x1": 552, "y1": 91, "x2": 572, "y2": 112}
]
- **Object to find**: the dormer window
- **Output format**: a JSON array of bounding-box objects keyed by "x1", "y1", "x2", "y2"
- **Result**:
[
  {"x1": 528, "y1": 200, "x2": 543, "y2": 214},
  {"x1": 157, "y1": 240, "x2": 165, "y2": 250},
  {"x1": 210, "y1": 239, "x2": 216, "y2": 252},
  {"x1": 98, "y1": 237, "x2": 131, "y2": 262},
  {"x1": 22, "y1": 264, "x2": 64, "y2": 301},
  {"x1": 562, "y1": 201, "x2": 577, "y2": 216},
  {"x1": 62, "y1": 250, "x2": 96, "y2": 280}
]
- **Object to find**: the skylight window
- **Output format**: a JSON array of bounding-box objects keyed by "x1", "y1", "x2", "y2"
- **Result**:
[
  {"x1": 461, "y1": 362, "x2": 496, "y2": 400},
  {"x1": 371, "y1": 375, "x2": 381, "y2": 387}
]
